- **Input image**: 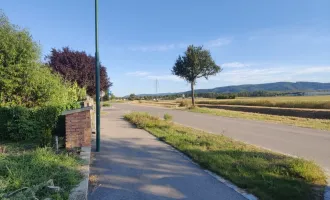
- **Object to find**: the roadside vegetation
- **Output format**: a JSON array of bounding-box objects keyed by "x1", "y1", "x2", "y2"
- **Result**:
[
  {"x1": 189, "y1": 107, "x2": 330, "y2": 131},
  {"x1": 102, "y1": 102, "x2": 111, "y2": 107},
  {"x1": 124, "y1": 112, "x2": 327, "y2": 200},
  {"x1": 0, "y1": 11, "x2": 96, "y2": 199},
  {"x1": 137, "y1": 96, "x2": 330, "y2": 110},
  {"x1": 133, "y1": 99, "x2": 330, "y2": 131},
  {"x1": 0, "y1": 142, "x2": 82, "y2": 200},
  {"x1": 194, "y1": 96, "x2": 330, "y2": 109}
]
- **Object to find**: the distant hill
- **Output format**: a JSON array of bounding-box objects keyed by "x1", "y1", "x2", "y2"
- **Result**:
[
  {"x1": 195, "y1": 82, "x2": 330, "y2": 93},
  {"x1": 136, "y1": 82, "x2": 330, "y2": 96}
]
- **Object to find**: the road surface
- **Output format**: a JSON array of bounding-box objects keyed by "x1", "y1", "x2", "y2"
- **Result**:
[
  {"x1": 88, "y1": 107, "x2": 247, "y2": 200},
  {"x1": 114, "y1": 103, "x2": 330, "y2": 170}
]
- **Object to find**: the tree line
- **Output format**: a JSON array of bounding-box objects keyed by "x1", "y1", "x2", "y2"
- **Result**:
[{"x1": 127, "y1": 90, "x2": 307, "y2": 101}]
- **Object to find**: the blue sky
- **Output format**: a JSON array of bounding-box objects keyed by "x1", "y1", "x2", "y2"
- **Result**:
[{"x1": 2, "y1": 0, "x2": 330, "y2": 96}]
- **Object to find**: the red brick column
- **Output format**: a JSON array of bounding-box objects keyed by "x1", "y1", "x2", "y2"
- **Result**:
[{"x1": 65, "y1": 109, "x2": 92, "y2": 149}]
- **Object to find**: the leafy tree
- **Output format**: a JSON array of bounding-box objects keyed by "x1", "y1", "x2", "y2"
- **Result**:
[
  {"x1": 110, "y1": 93, "x2": 116, "y2": 100},
  {"x1": 128, "y1": 94, "x2": 136, "y2": 101},
  {"x1": 103, "y1": 89, "x2": 110, "y2": 101},
  {"x1": 0, "y1": 11, "x2": 86, "y2": 108},
  {"x1": 0, "y1": 11, "x2": 40, "y2": 67},
  {"x1": 172, "y1": 45, "x2": 221, "y2": 106},
  {"x1": 46, "y1": 47, "x2": 112, "y2": 96}
]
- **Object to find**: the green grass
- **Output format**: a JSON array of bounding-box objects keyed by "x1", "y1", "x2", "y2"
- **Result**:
[
  {"x1": 194, "y1": 96, "x2": 330, "y2": 109},
  {"x1": 163, "y1": 113, "x2": 173, "y2": 121},
  {"x1": 102, "y1": 102, "x2": 111, "y2": 107},
  {"x1": 188, "y1": 107, "x2": 330, "y2": 131},
  {"x1": 0, "y1": 142, "x2": 83, "y2": 200},
  {"x1": 124, "y1": 112, "x2": 327, "y2": 200}
]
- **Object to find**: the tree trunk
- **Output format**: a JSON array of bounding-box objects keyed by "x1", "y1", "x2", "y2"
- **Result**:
[{"x1": 191, "y1": 82, "x2": 195, "y2": 107}]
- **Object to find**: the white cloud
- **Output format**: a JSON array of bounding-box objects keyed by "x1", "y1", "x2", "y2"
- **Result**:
[
  {"x1": 204, "y1": 38, "x2": 231, "y2": 48},
  {"x1": 146, "y1": 75, "x2": 182, "y2": 82},
  {"x1": 296, "y1": 66, "x2": 330, "y2": 74},
  {"x1": 210, "y1": 64, "x2": 330, "y2": 84},
  {"x1": 128, "y1": 37, "x2": 231, "y2": 52},
  {"x1": 222, "y1": 62, "x2": 250, "y2": 68},
  {"x1": 126, "y1": 71, "x2": 151, "y2": 76},
  {"x1": 126, "y1": 70, "x2": 183, "y2": 82}
]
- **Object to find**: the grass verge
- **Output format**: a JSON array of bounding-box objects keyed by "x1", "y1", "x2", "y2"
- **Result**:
[
  {"x1": 188, "y1": 107, "x2": 330, "y2": 131},
  {"x1": 124, "y1": 112, "x2": 327, "y2": 200},
  {"x1": 102, "y1": 102, "x2": 111, "y2": 107},
  {"x1": 0, "y1": 142, "x2": 83, "y2": 200}
]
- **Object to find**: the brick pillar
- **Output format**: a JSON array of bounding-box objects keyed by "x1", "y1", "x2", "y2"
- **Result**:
[{"x1": 65, "y1": 109, "x2": 91, "y2": 149}]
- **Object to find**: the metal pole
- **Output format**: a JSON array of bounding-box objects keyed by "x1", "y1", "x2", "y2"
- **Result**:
[{"x1": 95, "y1": 0, "x2": 101, "y2": 152}]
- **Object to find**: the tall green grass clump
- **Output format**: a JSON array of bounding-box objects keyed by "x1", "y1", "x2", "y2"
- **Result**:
[{"x1": 0, "y1": 148, "x2": 82, "y2": 200}]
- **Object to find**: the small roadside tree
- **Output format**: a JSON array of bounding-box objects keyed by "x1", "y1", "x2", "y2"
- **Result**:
[
  {"x1": 110, "y1": 93, "x2": 116, "y2": 100},
  {"x1": 128, "y1": 94, "x2": 136, "y2": 101},
  {"x1": 172, "y1": 45, "x2": 221, "y2": 106}
]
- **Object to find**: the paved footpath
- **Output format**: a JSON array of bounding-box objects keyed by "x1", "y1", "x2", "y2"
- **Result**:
[{"x1": 88, "y1": 107, "x2": 247, "y2": 200}]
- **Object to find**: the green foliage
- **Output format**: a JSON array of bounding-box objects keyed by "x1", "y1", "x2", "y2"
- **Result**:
[
  {"x1": 102, "y1": 94, "x2": 110, "y2": 101},
  {"x1": 125, "y1": 112, "x2": 327, "y2": 200},
  {"x1": 0, "y1": 11, "x2": 40, "y2": 68},
  {"x1": 0, "y1": 105, "x2": 77, "y2": 146},
  {"x1": 172, "y1": 45, "x2": 221, "y2": 106},
  {"x1": 110, "y1": 93, "x2": 116, "y2": 100},
  {"x1": 0, "y1": 11, "x2": 86, "y2": 108},
  {"x1": 216, "y1": 94, "x2": 236, "y2": 99},
  {"x1": 0, "y1": 64, "x2": 86, "y2": 108},
  {"x1": 0, "y1": 147, "x2": 82, "y2": 200},
  {"x1": 163, "y1": 113, "x2": 173, "y2": 121},
  {"x1": 128, "y1": 93, "x2": 136, "y2": 101},
  {"x1": 102, "y1": 102, "x2": 111, "y2": 107}
]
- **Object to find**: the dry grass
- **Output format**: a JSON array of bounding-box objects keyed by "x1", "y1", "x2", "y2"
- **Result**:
[
  {"x1": 135, "y1": 98, "x2": 330, "y2": 131},
  {"x1": 89, "y1": 175, "x2": 98, "y2": 185},
  {"x1": 189, "y1": 107, "x2": 330, "y2": 131},
  {"x1": 194, "y1": 96, "x2": 330, "y2": 109}
]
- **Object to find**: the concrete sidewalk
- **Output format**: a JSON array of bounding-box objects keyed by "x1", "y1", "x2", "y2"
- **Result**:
[{"x1": 88, "y1": 107, "x2": 247, "y2": 200}]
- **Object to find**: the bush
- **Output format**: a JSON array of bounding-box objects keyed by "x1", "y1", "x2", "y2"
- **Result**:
[
  {"x1": 0, "y1": 105, "x2": 77, "y2": 146},
  {"x1": 103, "y1": 94, "x2": 110, "y2": 101},
  {"x1": 178, "y1": 100, "x2": 191, "y2": 107},
  {"x1": 163, "y1": 113, "x2": 173, "y2": 121},
  {"x1": 216, "y1": 94, "x2": 236, "y2": 99},
  {"x1": 102, "y1": 103, "x2": 111, "y2": 107}
]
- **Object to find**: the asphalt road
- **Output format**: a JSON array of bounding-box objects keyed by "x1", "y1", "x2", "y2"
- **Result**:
[
  {"x1": 88, "y1": 107, "x2": 247, "y2": 200},
  {"x1": 114, "y1": 103, "x2": 330, "y2": 170}
]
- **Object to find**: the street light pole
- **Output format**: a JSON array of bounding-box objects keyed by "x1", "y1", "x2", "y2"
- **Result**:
[{"x1": 95, "y1": 0, "x2": 101, "y2": 152}]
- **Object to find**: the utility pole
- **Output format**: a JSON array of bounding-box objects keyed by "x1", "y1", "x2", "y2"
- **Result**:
[
  {"x1": 155, "y1": 79, "x2": 159, "y2": 100},
  {"x1": 156, "y1": 79, "x2": 158, "y2": 94},
  {"x1": 95, "y1": 0, "x2": 101, "y2": 152}
]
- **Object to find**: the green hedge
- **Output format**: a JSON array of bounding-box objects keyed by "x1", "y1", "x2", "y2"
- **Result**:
[{"x1": 0, "y1": 104, "x2": 79, "y2": 146}]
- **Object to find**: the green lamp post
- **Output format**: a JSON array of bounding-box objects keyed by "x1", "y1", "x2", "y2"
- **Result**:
[{"x1": 95, "y1": 0, "x2": 101, "y2": 152}]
